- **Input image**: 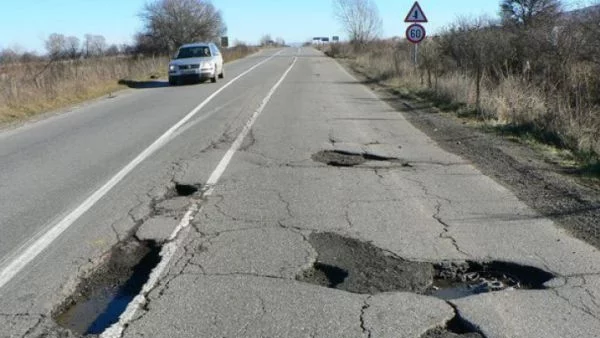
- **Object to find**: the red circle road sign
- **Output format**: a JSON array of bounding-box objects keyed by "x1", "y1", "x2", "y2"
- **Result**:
[{"x1": 406, "y1": 24, "x2": 426, "y2": 44}]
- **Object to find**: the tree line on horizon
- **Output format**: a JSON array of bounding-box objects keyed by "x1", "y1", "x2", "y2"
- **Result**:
[{"x1": 0, "y1": 0, "x2": 232, "y2": 64}]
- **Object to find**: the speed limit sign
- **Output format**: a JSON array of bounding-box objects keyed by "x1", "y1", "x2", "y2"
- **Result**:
[{"x1": 406, "y1": 23, "x2": 426, "y2": 44}]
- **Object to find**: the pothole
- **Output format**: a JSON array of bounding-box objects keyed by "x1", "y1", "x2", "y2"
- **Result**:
[
  {"x1": 429, "y1": 261, "x2": 555, "y2": 300},
  {"x1": 297, "y1": 232, "x2": 434, "y2": 294},
  {"x1": 312, "y1": 150, "x2": 404, "y2": 167},
  {"x1": 169, "y1": 183, "x2": 202, "y2": 197},
  {"x1": 54, "y1": 239, "x2": 161, "y2": 335},
  {"x1": 297, "y1": 232, "x2": 555, "y2": 299},
  {"x1": 312, "y1": 150, "x2": 367, "y2": 167}
]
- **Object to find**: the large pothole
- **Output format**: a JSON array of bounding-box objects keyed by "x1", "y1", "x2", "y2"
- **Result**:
[
  {"x1": 297, "y1": 232, "x2": 434, "y2": 294},
  {"x1": 297, "y1": 233, "x2": 557, "y2": 337},
  {"x1": 312, "y1": 150, "x2": 406, "y2": 167},
  {"x1": 297, "y1": 232, "x2": 555, "y2": 298},
  {"x1": 54, "y1": 239, "x2": 161, "y2": 335}
]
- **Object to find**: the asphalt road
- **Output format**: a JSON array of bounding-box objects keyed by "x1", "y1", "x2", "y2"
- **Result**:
[{"x1": 1, "y1": 48, "x2": 600, "y2": 338}]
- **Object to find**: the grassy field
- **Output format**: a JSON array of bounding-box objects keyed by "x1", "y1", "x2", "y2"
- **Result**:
[{"x1": 0, "y1": 45, "x2": 258, "y2": 125}]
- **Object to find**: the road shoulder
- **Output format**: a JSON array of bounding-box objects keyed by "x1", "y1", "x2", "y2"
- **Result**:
[{"x1": 336, "y1": 58, "x2": 600, "y2": 251}]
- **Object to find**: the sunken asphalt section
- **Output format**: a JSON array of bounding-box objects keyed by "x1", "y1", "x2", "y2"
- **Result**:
[{"x1": 1, "y1": 48, "x2": 600, "y2": 337}]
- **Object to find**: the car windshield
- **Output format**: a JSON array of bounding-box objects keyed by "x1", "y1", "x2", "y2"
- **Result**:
[{"x1": 176, "y1": 46, "x2": 211, "y2": 59}]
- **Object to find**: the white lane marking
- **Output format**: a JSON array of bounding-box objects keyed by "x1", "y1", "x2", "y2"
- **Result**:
[
  {"x1": 101, "y1": 56, "x2": 298, "y2": 338},
  {"x1": 0, "y1": 49, "x2": 284, "y2": 291},
  {"x1": 205, "y1": 57, "x2": 298, "y2": 192}
]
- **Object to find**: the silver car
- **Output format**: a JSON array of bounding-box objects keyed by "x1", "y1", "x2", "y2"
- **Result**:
[{"x1": 168, "y1": 42, "x2": 224, "y2": 85}]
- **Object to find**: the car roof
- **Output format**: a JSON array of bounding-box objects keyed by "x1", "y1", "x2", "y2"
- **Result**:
[{"x1": 179, "y1": 43, "x2": 214, "y2": 48}]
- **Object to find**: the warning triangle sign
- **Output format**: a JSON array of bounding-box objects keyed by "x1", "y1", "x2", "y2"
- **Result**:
[{"x1": 404, "y1": 1, "x2": 428, "y2": 23}]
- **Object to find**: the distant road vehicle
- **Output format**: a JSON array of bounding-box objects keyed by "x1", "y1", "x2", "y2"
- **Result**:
[{"x1": 168, "y1": 42, "x2": 224, "y2": 85}]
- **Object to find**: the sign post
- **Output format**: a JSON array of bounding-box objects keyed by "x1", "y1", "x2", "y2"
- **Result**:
[{"x1": 404, "y1": 2, "x2": 428, "y2": 65}]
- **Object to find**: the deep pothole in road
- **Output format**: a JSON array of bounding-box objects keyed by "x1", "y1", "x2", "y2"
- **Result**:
[
  {"x1": 312, "y1": 150, "x2": 410, "y2": 167},
  {"x1": 297, "y1": 232, "x2": 556, "y2": 337},
  {"x1": 297, "y1": 232, "x2": 554, "y2": 297},
  {"x1": 54, "y1": 239, "x2": 161, "y2": 336},
  {"x1": 170, "y1": 182, "x2": 202, "y2": 197},
  {"x1": 53, "y1": 181, "x2": 203, "y2": 336}
]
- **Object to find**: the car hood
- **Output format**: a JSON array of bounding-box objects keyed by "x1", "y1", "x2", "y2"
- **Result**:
[{"x1": 169, "y1": 57, "x2": 214, "y2": 65}]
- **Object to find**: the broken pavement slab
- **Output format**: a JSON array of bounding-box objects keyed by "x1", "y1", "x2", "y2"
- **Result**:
[
  {"x1": 135, "y1": 216, "x2": 180, "y2": 243},
  {"x1": 364, "y1": 292, "x2": 455, "y2": 338},
  {"x1": 155, "y1": 197, "x2": 191, "y2": 216},
  {"x1": 451, "y1": 289, "x2": 600, "y2": 338},
  {"x1": 185, "y1": 227, "x2": 316, "y2": 279},
  {"x1": 122, "y1": 275, "x2": 453, "y2": 338}
]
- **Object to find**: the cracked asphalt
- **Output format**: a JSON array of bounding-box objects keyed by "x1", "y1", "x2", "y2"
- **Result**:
[{"x1": 1, "y1": 48, "x2": 600, "y2": 337}]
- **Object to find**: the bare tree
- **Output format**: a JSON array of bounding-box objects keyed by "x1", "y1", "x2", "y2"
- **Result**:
[
  {"x1": 333, "y1": 0, "x2": 382, "y2": 45},
  {"x1": 0, "y1": 48, "x2": 20, "y2": 64},
  {"x1": 83, "y1": 34, "x2": 107, "y2": 57},
  {"x1": 573, "y1": 3, "x2": 600, "y2": 65},
  {"x1": 45, "y1": 33, "x2": 67, "y2": 59},
  {"x1": 20, "y1": 51, "x2": 41, "y2": 63},
  {"x1": 105, "y1": 44, "x2": 120, "y2": 56},
  {"x1": 501, "y1": 0, "x2": 562, "y2": 27},
  {"x1": 91, "y1": 35, "x2": 107, "y2": 56},
  {"x1": 139, "y1": 0, "x2": 227, "y2": 53},
  {"x1": 260, "y1": 34, "x2": 273, "y2": 46},
  {"x1": 65, "y1": 36, "x2": 80, "y2": 59},
  {"x1": 418, "y1": 38, "x2": 442, "y2": 89},
  {"x1": 119, "y1": 43, "x2": 135, "y2": 55},
  {"x1": 440, "y1": 17, "x2": 510, "y2": 113}
]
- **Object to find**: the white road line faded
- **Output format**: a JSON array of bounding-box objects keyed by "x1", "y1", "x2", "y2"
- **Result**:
[
  {"x1": 0, "y1": 49, "x2": 284, "y2": 292},
  {"x1": 101, "y1": 56, "x2": 298, "y2": 338}
]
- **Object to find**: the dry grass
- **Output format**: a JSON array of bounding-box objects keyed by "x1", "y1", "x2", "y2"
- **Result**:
[
  {"x1": 0, "y1": 45, "x2": 258, "y2": 125},
  {"x1": 222, "y1": 44, "x2": 258, "y2": 63},
  {"x1": 0, "y1": 57, "x2": 167, "y2": 124}
]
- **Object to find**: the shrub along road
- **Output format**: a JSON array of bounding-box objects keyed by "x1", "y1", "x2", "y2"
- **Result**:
[{"x1": 0, "y1": 48, "x2": 599, "y2": 337}]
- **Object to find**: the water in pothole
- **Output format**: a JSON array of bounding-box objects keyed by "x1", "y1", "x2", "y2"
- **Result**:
[
  {"x1": 55, "y1": 240, "x2": 161, "y2": 335},
  {"x1": 428, "y1": 261, "x2": 555, "y2": 300}
]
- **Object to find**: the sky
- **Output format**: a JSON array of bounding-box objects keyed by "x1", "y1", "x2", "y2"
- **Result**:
[{"x1": 0, "y1": 0, "x2": 588, "y2": 54}]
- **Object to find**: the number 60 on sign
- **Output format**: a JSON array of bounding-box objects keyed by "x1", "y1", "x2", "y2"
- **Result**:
[{"x1": 406, "y1": 23, "x2": 426, "y2": 44}]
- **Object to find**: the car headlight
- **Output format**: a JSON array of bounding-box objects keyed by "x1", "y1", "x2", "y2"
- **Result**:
[
  {"x1": 201, "y1": 62, "x2": 214, "y2": 70},
  {"x1": 169, "y1": 65, "x2": 176, "y2": 71}
]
